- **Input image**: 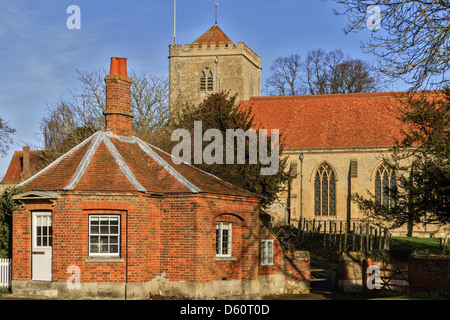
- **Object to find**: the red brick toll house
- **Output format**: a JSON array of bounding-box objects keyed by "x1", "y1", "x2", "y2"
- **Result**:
[{"x1": 10, "y1": 57, "x2": 310, "y2": 299}]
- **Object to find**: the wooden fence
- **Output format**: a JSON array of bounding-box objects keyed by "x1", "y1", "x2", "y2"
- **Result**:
[
  {"x1": 0, "y1": 259, "x2": 11, "y2": 288},
  {"x1": 295, "y1": 219, "x2": 390, "y2": 254}
]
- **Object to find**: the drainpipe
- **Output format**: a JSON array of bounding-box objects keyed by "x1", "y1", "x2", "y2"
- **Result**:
[
  {"x1": 299, "y1": 153, "x2": 304, "y2": 222},
  {"x1": 215, "y1": 56, "x2": 219, "y2": 93},
  {"x1": 125, "y1": 211, "x2": 128, "y2": 300}
]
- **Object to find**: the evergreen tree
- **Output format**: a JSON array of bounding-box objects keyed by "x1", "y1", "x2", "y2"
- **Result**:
[
  {"x1": 170, "y1": 91, "x2": 289, "y2": 210},
  {"x1": 355, "y1": 89, "x2": 450, "y2": 236},
  {"x1": 0, "y1": 186, "x2": 22, "y2": 258}
]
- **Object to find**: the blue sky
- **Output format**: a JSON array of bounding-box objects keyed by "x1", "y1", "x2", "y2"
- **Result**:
[{"x1": 0, "y1": 0, "x2": 408, "y2": 178}]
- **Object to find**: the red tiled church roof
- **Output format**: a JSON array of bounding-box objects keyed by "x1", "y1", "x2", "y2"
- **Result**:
[
  {"x1": 192, "y1": 24, "x2": 232, "y2": 47},
  {"x1": 240, "y1": 92, "x2": 407, "y2": 149}
]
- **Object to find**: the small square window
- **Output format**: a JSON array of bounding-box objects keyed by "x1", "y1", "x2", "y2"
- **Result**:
[{"x1": 89, "y1": 215, "x2": 120, "y2": 257}]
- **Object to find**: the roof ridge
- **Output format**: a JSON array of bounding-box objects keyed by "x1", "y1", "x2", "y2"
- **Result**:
[
  {"x1": 134, "y1": 137, "x2": 202, "y2": 193},
  {"x1": 102, "y1": 134, "x2": 147, "y2": 192},
  {"x1": 245, "y1": 91, "x2": 407, "y2": 102},
  {"x1": 145, "y1": 141, "x2": 261, "y2": 199},
  {"x1": 62, "y1": 132, "x2": 147, "y2": 192},
  {"x1": 64, "y1": 132, "x2": 104, "y2": 191},
  {"x1": 19, "y1": 131, "x2": 148, "y2": 193},
  {"x1": 16, "y1": 131, "x2": 101, "y2": 188}
]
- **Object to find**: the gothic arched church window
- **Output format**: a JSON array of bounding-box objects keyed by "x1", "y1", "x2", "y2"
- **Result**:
[
  {"x1": 314, "y1": 162, "x2": 336, "y2": 216},
  {"x1": 375, "y1": 162, "x2": 397, "y2": 208}
]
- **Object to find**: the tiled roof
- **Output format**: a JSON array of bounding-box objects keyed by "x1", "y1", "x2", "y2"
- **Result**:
[
  {"x1": 192, "y1": 24, "x2": 232, "y2": 47},
  {"x1": 1, "y1": 149, "x2": 45, "y2": 185},
  {"x1": 240, "y1": 92, "x2": 407, "y2": 149},
  {"x1": 17, "y1": 131, "x2": 258, "y2": 198}
]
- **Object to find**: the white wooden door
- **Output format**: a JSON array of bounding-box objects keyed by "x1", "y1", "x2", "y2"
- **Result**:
[{"x1": 32, "y1": 212, "x2": 52, "y2": 281}]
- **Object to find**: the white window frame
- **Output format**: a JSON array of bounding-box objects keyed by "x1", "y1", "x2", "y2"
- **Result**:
[
  {"x1": 88, "y1": 215, "x2": 120, "y2": 258},
  {"x1": 261, "y1": 239, "x2": 274, "y2": 265},
  {"x1": 33, "y1": 213, "x2": 53, "y2": 248},
  {"x1": 216, "y1": 222, "x2": 232, "y2": 257}
]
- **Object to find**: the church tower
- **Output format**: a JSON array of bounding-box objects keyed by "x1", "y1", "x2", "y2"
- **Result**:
[{"x1": 168, "y1": 24, "x2": 261, "y2": 111}]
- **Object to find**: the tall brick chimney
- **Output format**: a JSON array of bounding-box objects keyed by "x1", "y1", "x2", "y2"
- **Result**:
[
  {"x1": 21, "y1": 146, "x2": 31, "y2": 180},
  {"x1": 104, "y1": 57, "x2": 134, "y2": 137}
]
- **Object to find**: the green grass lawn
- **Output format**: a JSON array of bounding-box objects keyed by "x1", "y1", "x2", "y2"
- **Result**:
[{"x1": 389, "y1": 236, "x2": 444, "y2": 261}]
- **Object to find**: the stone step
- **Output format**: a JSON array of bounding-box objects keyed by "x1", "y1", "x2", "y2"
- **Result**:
[
  {"x1": 13, "y1": 288, "x2": 58, "y2": 298},
  {"x1": 3, "y1": 293, "x2": 50, "y2": 300}
]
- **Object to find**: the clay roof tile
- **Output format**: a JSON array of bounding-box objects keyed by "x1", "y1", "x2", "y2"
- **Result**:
[
  {"x1": 17, "y1": 131, "x2": 258, "y2": 199},
  {"x1": 192, "y1": 24, "x2": 232, "y2": 47},
  {"x1": 240, "y1": 92, "x2": 407, "y2": 150}
]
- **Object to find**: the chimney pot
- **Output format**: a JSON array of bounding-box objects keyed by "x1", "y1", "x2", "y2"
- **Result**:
[
  {"x1": 118, "y1": 58, "x2": 127, "y2": 77},
  {"x1": 110, "y1": 57, "x2": 127, "y2": 77},
  {"x1": 110, "y1": 57, "x2": 120, "y2": 75}
]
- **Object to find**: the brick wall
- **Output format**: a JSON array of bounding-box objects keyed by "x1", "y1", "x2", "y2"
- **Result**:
[
  {"x1": 13, "y1": 192, "x2": 153, "y2": 283},
  {"x1": 159, "y1": 193, "x2": 260, "y2": 282},
  {"x1": 284, "y1": 251, "x2": 310, "y2": 282},
  {"x1": 13, "y1": 191, "x2": 261, "y2": 286},
  {"x1": 258, "y1": 224, "x2": 310, "y2": 293},
  {"x1": 337, "y1": 252, "x2": 365, "y2": 292},
  {"x1": 408, "y1": 254, "x2": 450, "y2": 296},
  {"x1": 337, "y1": 253, "x2": 450, "y2": 296},
  {"x1": 12, "y1": 190, "x2": 315, "y2": 298}
]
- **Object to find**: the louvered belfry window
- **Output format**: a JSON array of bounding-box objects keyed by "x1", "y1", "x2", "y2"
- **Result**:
[
  {"x1": 314, "y1": 162, "x2": 336, "y2": 216},
  {"x1": 375, "y1": 162, "x2": 397, "y2": 208},
  {"x1": 200, "y1": 68, "x2": 213, "y2": 92}
]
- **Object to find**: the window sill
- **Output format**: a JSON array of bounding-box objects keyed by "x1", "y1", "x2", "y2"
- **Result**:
[
  {"x1": 261, "y1": 263, "x2": 274, "y2": 266},
  {"x1": 85, "y1": 257, "x2": 123, "y2": 263},
  {"x1": 215, "y1": 256, "x2": 237, "y2": 262}
]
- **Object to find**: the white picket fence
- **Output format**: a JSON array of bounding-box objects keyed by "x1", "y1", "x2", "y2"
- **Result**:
[{"x1": 0, "y1": 259, "x2": 11, "y2": 288}]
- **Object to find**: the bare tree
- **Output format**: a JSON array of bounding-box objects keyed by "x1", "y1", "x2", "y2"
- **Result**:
[
  {"x1": 129, "y1": 70, "x2": 169, "y2": 142},
  {"x1": 266, "y1": 49, "x2": 381, "y2": 96},
  {"x1": 304, "y1": 49, "x2": 331, "y2": 95},
  {"x1": 39, "y1": 69, "x2": 169, "y2": 163},
  {"x1": 265, "y1": 54, "x2": 305, "y2": 96},
  {"x1": 331, "y1": 0, "x2": 450, "y2": 90},
  {"x1": 70, "y1": 68, "x2": 107, "y2": 131},
  {"x1": 39, "y1": 101, "x2": 96, "y2": 164},
  {"x1": 330, "y1": 58, "x2": 379, "y2": 93},
  {"x1": 0, "y1": 116, "x2": 16, "y2": 157}
]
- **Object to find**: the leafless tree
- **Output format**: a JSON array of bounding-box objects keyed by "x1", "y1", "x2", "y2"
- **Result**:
[
  {"x1": 304, "y1": 49, "x2": 330, "y2": 95},
  {"x1": 265, "y1": 54, "x2": 306, "y2": 96},
  {"x1": 266, "y1": 49, "x2": 382, "y2": 95},
  {"x1": 39, "y1": 69, "x2": 169, "y2": 164},
  {"x1": 130, "y1": 71, "x2": 170, "y2": 142},
  {"x1": 330, "y1": 58, "x2": 379, "y2": 93},
  {"x1": 0, "y1": 116, "x2": 16, "y2": 157},
  {"x1": 331, "y1": 0, "x2": 450, "y2": 90}
]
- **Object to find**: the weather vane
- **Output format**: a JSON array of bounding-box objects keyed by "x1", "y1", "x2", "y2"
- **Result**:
[{"x1": 215, "y1": 2, "x2": 219, "y2": 25}]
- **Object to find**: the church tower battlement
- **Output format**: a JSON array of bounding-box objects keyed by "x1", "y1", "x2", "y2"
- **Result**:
[
  {"x1": 169, "y1": 40, "x2": 261, "y2": 70},
  {"x1": 169, "y1": 24, "x2": 261, "y2": 111}
]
